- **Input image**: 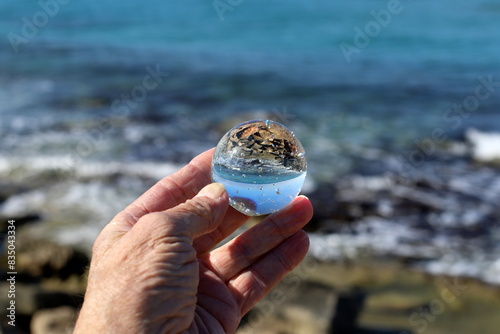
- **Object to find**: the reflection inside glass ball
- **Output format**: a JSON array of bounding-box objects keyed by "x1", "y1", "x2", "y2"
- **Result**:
[{"x1": 212, "y1": 119, "x2": 307, "y2": 216}]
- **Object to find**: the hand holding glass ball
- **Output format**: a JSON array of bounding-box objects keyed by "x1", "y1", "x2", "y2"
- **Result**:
[{"x1": 212, "y1": 120, "x2": 307, "y2": 216}]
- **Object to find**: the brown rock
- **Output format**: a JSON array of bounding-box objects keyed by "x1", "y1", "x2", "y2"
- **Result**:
[
  {"x1": 238, "y1": 280, "x2": 337, "y2": 334},
  {"x1": 17, "y1": 238, "x2": 89, "y2": 280},
  {"x1": 30, "y1": 306, "x2": 76, "y2": 334}
]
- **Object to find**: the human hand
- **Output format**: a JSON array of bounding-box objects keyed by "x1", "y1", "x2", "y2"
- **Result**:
[{"x1": 74, "y1": 148, "x2": 313, "y2": 334}]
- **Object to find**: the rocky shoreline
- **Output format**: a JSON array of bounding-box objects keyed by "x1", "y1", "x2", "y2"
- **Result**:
[
  {"x1": 3, "y1": 233, "x2": 500, "y2": 334},
  {"x1": 1, "y1": 128, "x2": 500, "y2": 333},
  {"x1": 305, "y1": 129, "x2": 500, "y2": 286},
  {"x1": 237, "y1": 259, "x2": 500, "y2": 334},
  {"x1": 0, "y1": 231, "x2": 88, "y2": 333}
]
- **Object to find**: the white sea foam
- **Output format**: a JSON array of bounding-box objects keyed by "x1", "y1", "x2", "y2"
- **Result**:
[
  {"x1": 466, "y1": 128, "x2": 500, "y2": 163},
  {"x1": 0, "y1": 155, "x2": 180, "y2": 181},
  {"x1": 308, "y1": 217, "x2": 439, "y2": 261}
]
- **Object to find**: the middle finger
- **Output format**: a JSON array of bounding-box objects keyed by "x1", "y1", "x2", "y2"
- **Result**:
[{"x1": 201, "y1": 196, "x2": 313, "y2": 282}]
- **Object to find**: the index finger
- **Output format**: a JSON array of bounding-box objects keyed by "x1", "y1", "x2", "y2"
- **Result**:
[{"x1": 117, "y1": 148, "x2": 215, "y2": 227}]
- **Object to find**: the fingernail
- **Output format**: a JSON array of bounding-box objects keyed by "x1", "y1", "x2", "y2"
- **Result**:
[{"x1": 196, "y1": 183, "x2": 226, "y2": 199}]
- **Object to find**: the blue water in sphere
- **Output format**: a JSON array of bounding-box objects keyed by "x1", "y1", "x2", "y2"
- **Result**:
[{"x1": 212, "y1": 119, "x2": 307, "y2": 216}]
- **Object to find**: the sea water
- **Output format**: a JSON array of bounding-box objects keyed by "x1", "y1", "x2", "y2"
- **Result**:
[{"x1": 212, "y1": 164, "x2": 306, "y2": 216}]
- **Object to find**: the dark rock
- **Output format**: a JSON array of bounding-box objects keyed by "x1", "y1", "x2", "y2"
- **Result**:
[
  {"x1": 328, "y1": 288, "x2": 414, "y2": 334},
  {"x1": 239, "y1": 280, "x2": 337, "y2": 333},
  {"x1": 16, "y1": 239, "x2": 89, "y2": 281},
  {"x1": 34, "y1": 291, "x2": 83, "y2": 311},
  {"x1": 0, "y1": 182, "x2": 27, "y2": 205},
  {"x1": 304, "y1": 182, "x2": 339, "y2": 231},
  {"x1": 0, "y1": 284, "x2": 83, "y2": 318},
  {"x1": 329, "y1": 288, "x2": 366, "y2": 334},
  {"x1": 1, "y1": 313, "x2": 32, "y2": 333},
  {"x1": 356, "y1": 328, "x2": 413, "y2": 334}
]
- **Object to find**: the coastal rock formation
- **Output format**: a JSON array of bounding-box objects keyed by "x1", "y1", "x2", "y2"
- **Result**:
[
  {"x1": 0, "y1": 235, "x2": 87, "y2": 333},
  {"x1": 16, "y1": 238, "x2": 89, "y2": 280},
  {"x1": 305, "y1": 140, "x2": 500, "y2": 285}
]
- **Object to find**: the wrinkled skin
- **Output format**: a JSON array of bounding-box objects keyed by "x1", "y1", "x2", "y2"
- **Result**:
[{"x1": 74, "y1": 148, "x2": 313, "y2": 334}]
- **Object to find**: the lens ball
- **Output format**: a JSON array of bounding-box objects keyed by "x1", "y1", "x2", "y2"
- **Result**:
[{"x1": 212, "y1": 119, "x2": 307, "y2": 216}]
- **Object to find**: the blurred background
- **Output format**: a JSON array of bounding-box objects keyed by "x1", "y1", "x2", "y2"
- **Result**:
[{"x1": 1, "y1": 0, "x2": 500, "y2": 333}]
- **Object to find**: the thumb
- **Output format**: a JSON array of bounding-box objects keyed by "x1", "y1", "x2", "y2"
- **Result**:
[{"x1": 162, "y1": 182, "x2": 229, "y2": 239}]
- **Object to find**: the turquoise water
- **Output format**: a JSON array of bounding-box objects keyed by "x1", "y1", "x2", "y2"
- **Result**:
[
  {"x1": 212, "y1": 164, "x2": 306, "y2": 215},
  {"x1": 1, "y1": 0, "x2": 500, "y2": 172}
]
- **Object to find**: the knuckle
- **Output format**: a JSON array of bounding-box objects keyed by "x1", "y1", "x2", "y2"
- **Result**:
[
  {"x1": 140, "y1": 212, "x2": 169, "y2": 224},
  {"x1": 184, "y1": 198, "x2": 215, "y2": 223},
  {"x1": 138, "y1": 212, "x2": 179, "y2": 236}
]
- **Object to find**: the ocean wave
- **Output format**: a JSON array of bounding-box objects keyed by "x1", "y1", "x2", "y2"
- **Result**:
[{"x1": 0, "y1": 155, "x2": 180, "y2": 181}]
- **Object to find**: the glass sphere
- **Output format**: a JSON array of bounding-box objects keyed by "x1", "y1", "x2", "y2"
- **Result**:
[{"x1": 212, "y1": 119, "x2": 307, "y2": 216}]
